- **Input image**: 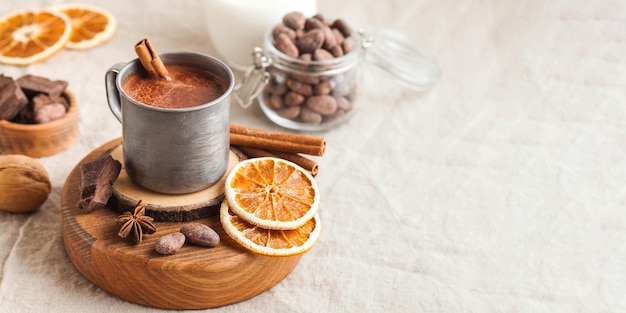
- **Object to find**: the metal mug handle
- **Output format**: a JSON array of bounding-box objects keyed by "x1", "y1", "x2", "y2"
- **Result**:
[{"x1": 105, "y1": 62, "x2": 127, "y2": 123}]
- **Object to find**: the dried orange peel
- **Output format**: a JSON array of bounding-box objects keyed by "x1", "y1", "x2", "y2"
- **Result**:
[
  {"x1": 224, "y1": 157, "x2": 320, "y2": 230},
  {"x1": 0, "y1": 9, "x2": 72, "y2": 66},
  {"x1": 49, "y1": 4, "x2": 117, "y2": 50},
  {"x1": 221, "y1": 157, "x2": 322, "y2": 256},
  {"x1": 0, "y1": 5, "x2": 116, "y2": 66},
  {"x1": 220, "y1": 200, "x2": 321, "y2": 256}
]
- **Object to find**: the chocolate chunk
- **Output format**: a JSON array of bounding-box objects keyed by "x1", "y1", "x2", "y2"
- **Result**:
[
  {"x1": 12, "y1": 94, "x2": 69, "y2": 124},
  {"x1": 12, "y1": 101, "x2": 36, "y2": 124},
  {"x1": 78, "y1": 155, "x2": 122, "y2": 213},
  {"x1": 32, "y1": 93, "x2": 69, "y2": 111},
  {"x1": 17, "y1": 74, "x2": 68, "y2": 98},
  {"x1": 0, "y1": 75, "x2": 29, "y2": 120},
  {"x1": 35, "y1": 103, "x2": 66, "y2": 124}
]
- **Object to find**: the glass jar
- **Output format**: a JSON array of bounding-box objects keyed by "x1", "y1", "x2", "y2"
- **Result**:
[
  {"x1": 260, "y1": 28, "x2": 368, "y2": 131},
  {"x1": 234, "y1": 26, "x2": 441, "y2": 131},
  {"x1": 235, "y1": 28, "x2": 371, "y2": 131}
]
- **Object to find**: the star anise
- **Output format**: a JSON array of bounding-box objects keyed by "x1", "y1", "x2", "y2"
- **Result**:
[{"x1": 117, "y1": 200, "x2": 156, "y2": 244}]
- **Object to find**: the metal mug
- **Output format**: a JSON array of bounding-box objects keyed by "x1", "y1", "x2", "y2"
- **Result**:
[{"x1": 105, "y1": 51, "x2": 234, "y2": 194}]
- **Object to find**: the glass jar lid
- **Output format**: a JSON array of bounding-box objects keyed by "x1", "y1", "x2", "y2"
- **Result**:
[{"x1": 363, "y1": 28, "x2": 441, "y2": 92}]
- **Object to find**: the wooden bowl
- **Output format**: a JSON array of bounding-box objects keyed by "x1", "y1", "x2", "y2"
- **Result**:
[{"x1": 0, "y1": 90, "x2": 79, "y2": 157}]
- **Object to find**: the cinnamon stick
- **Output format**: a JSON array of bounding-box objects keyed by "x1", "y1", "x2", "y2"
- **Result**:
[
  {"x1": 230, "y1": 124, "x2": 325, "y2": 156},
  {"x1": 230, "y1": 133, "x2": 323, "y2": 156},
  {"x1": 237, "y1": 146, "x2": 319, "y2": 176},
  {"x1": 134, "y1": 38, "x2": 171, "y2": 80}
]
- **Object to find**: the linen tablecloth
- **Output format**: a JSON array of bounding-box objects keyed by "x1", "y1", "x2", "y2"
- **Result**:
[{"x1": 1, "y1": 0, "x2": 625, "y2": 312}]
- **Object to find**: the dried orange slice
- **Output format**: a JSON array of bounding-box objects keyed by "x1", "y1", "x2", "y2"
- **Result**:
[
  {"x1": 225, "y1": 157, "x2": 320, "y2": 230},
  {"x1": 220, "y1": 200, "x2": 321, "y2": 256},
  {"x1": 0, "y1": 9, "x2": 71, "y2": 66},
  {"x1": 49, "y1": 4, "x2": 117, "y2": 50}
]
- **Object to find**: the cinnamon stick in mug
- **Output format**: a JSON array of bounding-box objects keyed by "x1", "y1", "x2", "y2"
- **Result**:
[{"x1": 134, "y1": 38, "x2": 171, "y2": 80}]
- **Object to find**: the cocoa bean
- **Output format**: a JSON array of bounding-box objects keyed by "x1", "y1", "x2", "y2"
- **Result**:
[
  {"x1": 332, "y1": 28, "x2": 345, "y2": 45},
  {"x1": 268, "y1": 94, "x2": 284, "y2": 109},
  {"x1": 336, "y1": 97, "x2": 353, "y2": 111},
  {"x1": 180, "y1": 223, "x2": 220, "y2": 247},
  {"x1": 312, "y1": 13, "x2": 326, "y2": 22},
  {"x1": 329, "y1": 45, "x2": 344, "y2": 57},
  {"x1": 295, "y1": 28, "x2": 305, "y2": 40},
  {"x1": 290, "y1": 73, "x2": 320, "y2": 85},
  {"x1": 296, "y1": 29, "x2": 324, "y2": 54},
  {"x1": 304, "y1": 18, "x2": 324, "y2": 31},
  {"x1": 313, "y1": 48, "x2": 334, "y2": 62},
  {"x1": 299, "y1": 53, "x2": 312, "y2": 62},
  {"x1": 314, "y1": 80, "x2": 333, "y2": 95},
  {"x1": 306, "y1": 95, "x2": 338, "y2": 115},
  {"x1": 332, "y1": 19, "x2": 352, "y2": 37},
  {"x1": 342, "y1": 37, "x2": 355, "y2": 54},
  {"x1": 274, "y1": 33, "x2": 299, "y2": 58},
  {"x1": 321, "y1": 26, "x2": 337, "y2": 49},
  {"x1": 155, "y1": 232, "x2": 185, "y2": 255},
  {"x1": 286, "y1": 79, "x2": 313, "y2": 96},
  {"x1": 283, "y1": 12, "x2": 306, "y2": 30},
  {"x1": 300, "y1": 107, "x2": 323, "y2": 124},
  {"x1": 284, "y1": 91, "x2": 306, "y2": 107},
  {"x1": 272, "y1": 25, "x2": 296, "y2": 41},
  {"x1": 265, "y1": 82, "x2": 287, "y2": 96},
  {"x1": 277, "y1": 106, "x2": 301, "y2": 119}
]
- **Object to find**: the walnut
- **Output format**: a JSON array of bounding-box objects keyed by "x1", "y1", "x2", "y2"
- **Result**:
[{"x1": 0, "y1": 155, "x2": 51, "y2": 213}]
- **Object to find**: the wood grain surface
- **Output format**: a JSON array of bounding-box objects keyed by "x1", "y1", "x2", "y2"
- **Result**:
[{"x1": 61, "y1": 138, "x2": 301, "y2": 309}]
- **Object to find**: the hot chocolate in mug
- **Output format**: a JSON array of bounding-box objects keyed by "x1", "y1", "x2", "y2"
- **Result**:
[{"x1": 105, "y1": 51, "x2": 234, "y2": 194}]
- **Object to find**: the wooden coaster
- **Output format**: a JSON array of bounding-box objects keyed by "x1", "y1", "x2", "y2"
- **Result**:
[
  {"x1": 61, "y1": 138, "x2": 301, "y2": 310},
  {"x1": 109, "y1": 145, "x2": 242, "y2": 222}
]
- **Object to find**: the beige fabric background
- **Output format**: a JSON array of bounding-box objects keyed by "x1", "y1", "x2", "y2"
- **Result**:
[{"x1": 1, "y1": 0, "x2": 625, "y2": 312}]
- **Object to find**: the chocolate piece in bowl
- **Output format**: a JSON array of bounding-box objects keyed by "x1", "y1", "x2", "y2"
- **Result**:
[
  {"x1": 0, "y1": 75, "x2": 29, "y2": 121},
  {"x1": 32, "y1": 94, "x2": 69, "y2": 124},
  {"x1": 16, "y1": 74, "x2": 68, "y2": 98}
]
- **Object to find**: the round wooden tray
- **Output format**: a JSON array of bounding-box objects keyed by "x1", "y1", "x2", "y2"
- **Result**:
[{"x1": 61, "y1": 138, "x2": 301, "y2": 310}]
